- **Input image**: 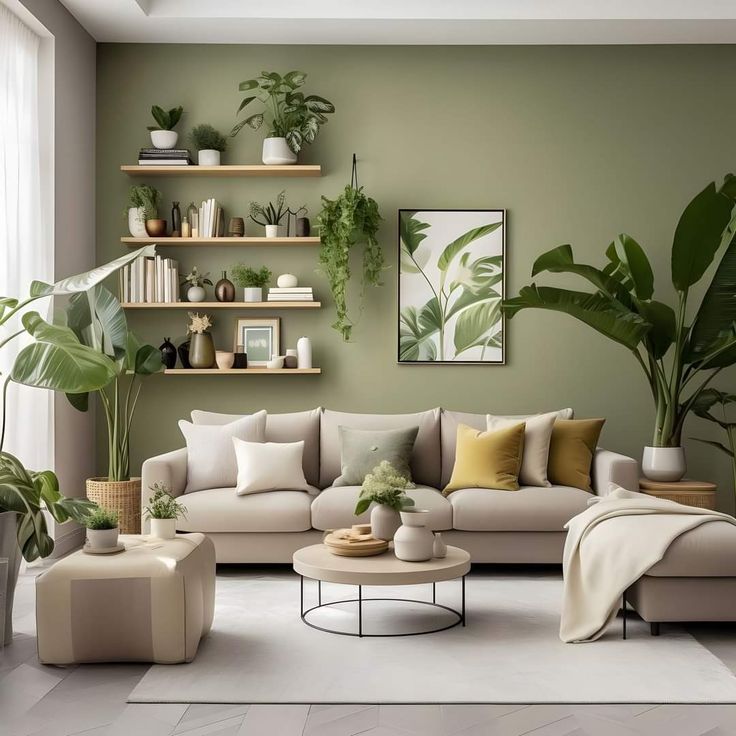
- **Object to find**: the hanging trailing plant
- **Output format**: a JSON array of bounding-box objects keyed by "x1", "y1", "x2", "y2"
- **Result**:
[{"x1": 317, "y1": 156, "x2": 383, "y2": 341}]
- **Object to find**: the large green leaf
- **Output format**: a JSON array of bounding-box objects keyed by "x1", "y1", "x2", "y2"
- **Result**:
[
  {"x1": 690, "y1": 437, "x2": 734, "y2": 457},
  {"x1": 605, "y1": 235, "x2": 654, "y2": 300},
  {"x1": 68, "y1": 285, "x2": 128, "y2": 362},
  {"x1": 687, "y1": 235, "x2": 736, "y2": 367},
  {"x1": 638, "y1": 300, "x2": 676, "y2": 360},
  {"x1": 446, "y1": 286, "x2": 499, "y2": 321},
  {"x1": 454, "y1": 301, "x2": 501, "y2": 355},
  {"x1": 399, "y1": 305, "x2": 438, "y2": 361},
  {"x1": 418, "y1": 297, "x2": 442, "y2": 334},
  {"x1": 11, "y1": 313, "x2": 117, "y2": 393},
  {"x1": 399, "y1": 213, "x2": 430, "y2": 257},
  {"x1": 671, "y1": 182, "x2": 733, "y2": 291},
  {"x1": 691, "y1": 388, "x2": 736, "y2": 425},
  {"x1": 437, "y1": 223, "x2": 502, "y2": 272},
  {"x1": 503, "y1": 285, "x2": 651, "y2": 350}
]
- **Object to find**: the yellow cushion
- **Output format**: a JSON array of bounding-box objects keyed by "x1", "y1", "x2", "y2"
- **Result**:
[
  {"x1": 443, "y1": 423, "x2": 525, "y2": 495},
  {"x1": 547, "y1": 418, "x2": 605, "y2": 492}
]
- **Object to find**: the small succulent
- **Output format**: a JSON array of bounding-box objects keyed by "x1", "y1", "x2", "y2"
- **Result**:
[
  {"x1": 148, "y1": 105, "x2": 183, "y2": 131},
  {"x1": 181, "y1": 267, "x2": 213, "y2": 288}
]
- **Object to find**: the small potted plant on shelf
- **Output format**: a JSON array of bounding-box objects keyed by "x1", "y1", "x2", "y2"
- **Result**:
[
  {"x1": 189, "y1": 123, "x2": 228, "y2": 166},
  {"x1": 187, "y1": 312, "x2": 215, "y2": 368},
  {"x1": 125, "y1": 184, "x2": 163, "y2": 238},
  {"x1": 249, "y1": 190, "x2": 288, "y2": 238},
  {"x1": 231, "y1": 264, "x2": 272, "y2": 302},
  {"x1": 230, "y1": 70, "x2": 335, "y2": 165},
  {"x1": 84, "y1": 507, "x2": 120, "y2": 550},
  {"x1": 143, "y1": 483, "x2": 187, "y2": 540},
  {"x1": 181, "y1": 266, "x2": 213, "y2": 302},
  {"x1": 354, "y1": 461, "x2": 415, "y2": 541},
  {"x1": 147, "y1": 104, "x2": 183, "y2": 149}
]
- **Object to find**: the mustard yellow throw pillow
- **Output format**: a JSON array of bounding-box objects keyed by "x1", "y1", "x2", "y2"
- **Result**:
[
  {"x1": 443, "y1": 423, "x2": 525, "y2": 495},
  {"x1": 547, "y1": 418, "x2": 605, "y2": 492}
]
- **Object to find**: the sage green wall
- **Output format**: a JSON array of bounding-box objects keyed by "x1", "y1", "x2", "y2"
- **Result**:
[{"x1": 96, "y1": 44, "x2": 736, "y2": 509}]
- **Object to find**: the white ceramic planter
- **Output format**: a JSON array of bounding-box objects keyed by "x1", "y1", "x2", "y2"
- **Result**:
[
  {"x1": 394, "y1": 510, "x2": 434, "y2": 562},
  {"x1": 187, "y1": 285, "x2": 206, "y2": 302},
  {"x1": 150, "y1": 518, "x2": 176, "y2": 540},
  {"x1": 262, "y1": 136, "x2": 297, "y2": 165},
  {"x1": 86, "y1": 527, "x2": 119, "y2": 550},
  {"x1": 216, "y1": 351, "x2": 234, "y2": 370},
  {"x1": 265, "y1": 224, "x2": 284, "y2": 238},
  {"x1": 150, "y1": 130, "x2": 178, "y2": 149},
  {"x1": 243, "y1": 287, "x2": 263, "y2": 302},
  {"x1": 128, "y1": 207, "x2": 148, "y2": 238},
  {"x1": 370, "y1": 504, "x2": 401, "y2": 541},
  {"x1": 198, "y1": 149, "x2": 221, "y2": 166},
  {"x1": 642, "y1": 446, "x2": 687, "y2": 482}
]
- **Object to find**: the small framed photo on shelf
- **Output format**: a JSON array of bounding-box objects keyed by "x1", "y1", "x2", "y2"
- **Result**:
[{"x1": 233, "y1": 317, "x2": 280, "y2": 366}]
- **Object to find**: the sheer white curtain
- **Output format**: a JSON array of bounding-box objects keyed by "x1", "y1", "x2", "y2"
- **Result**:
[{"x1": 0, "y1": 4, "x2": 53, "y2": 471}]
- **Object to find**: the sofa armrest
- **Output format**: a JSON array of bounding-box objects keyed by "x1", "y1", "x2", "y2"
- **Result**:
[
  {"x1": 141, "y1": 448, "x2": 188, "y2": 532},
  {"x1": 592, "y1": 448, "x2": 639, "y2": 495}
]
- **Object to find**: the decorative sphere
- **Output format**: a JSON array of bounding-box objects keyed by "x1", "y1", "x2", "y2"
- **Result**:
[{"x1": 277, "y1": 273, "x2": 298, "y2": 288}]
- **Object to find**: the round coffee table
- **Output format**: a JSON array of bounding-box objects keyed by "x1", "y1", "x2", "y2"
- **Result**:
[{"x1": 293, "y1": 544, "x2": 470, "y2": 637}]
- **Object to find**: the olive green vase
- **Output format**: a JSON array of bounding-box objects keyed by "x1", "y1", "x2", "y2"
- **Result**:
[{"x1": 189, "y1": 332, "x2": 215, "y2": 369}]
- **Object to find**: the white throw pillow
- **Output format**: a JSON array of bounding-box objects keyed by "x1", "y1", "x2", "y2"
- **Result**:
[
  {"x1": 179, "y1": 411, "x2": 266, "y2": 493},
  {"x1": 486, "y1": 409, "x2": 572, "y2": 487},
  {"x1": 233, "y1": 438, "x2": 314, "y2": 495}
]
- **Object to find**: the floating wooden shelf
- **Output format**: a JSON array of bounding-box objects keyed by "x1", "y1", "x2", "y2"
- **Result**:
[
  {"x1": 163, "y1": 368, "x2": 321, "y2": 375},
  {"x1": 121, "y1": 165, "x2": 321, "y2": 177},
  {"x1": 122, "y1": 301, "x2": 320, "y2": 310},
  {"x1": 121, "y1": 237, "x2": 320, "y2": 247}
]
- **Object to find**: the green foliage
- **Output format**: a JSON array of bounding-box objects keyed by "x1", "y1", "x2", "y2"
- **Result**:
[
  {"x1": 84, "y1": 506, "x2": 119, "y2": 530},
  {"x1": 317, "y1": 184, "x2": 383, "y2": 341},
  {"x1": 147, "y1": 104, "x2": 183, "y2": 131},
  {"x1": 354, "y1": 461, "x2": 416, "y2": 516},
  {"x1": 181, "y1": 267, "x2": 213, "y2": 288},
  {"x1": 126, "y1": 185, "x2": 161, "y2": 220},
  {"x1": 143, "y1": 483, "x2": 188, "y2": 520},
  {"x1": 189, "y1": 124, "x2": 228, "y2": 152},
  {"x1": 230, "y1": 264, "x2": 272, "y2": 288},
  {"x1": 230, "y1": 70, "x2": 335, "y2": 153},
  {"x1": 503, "y1": 175, "x2": 736, "y2": 448},
  {"x1": 249, "y1": 191, "x2": 287, "y2": 226}
]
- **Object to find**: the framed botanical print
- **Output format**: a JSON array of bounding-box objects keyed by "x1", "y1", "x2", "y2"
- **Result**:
[
  {"x1": 233, "y1": 317, "x2": 280, "y2": 366},
  {"x1": 398, "y1": 209, "x2": 506, "y2": 364}
]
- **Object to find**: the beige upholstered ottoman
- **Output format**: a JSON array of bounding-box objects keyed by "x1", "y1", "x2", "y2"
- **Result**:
[
  {"x1": 628, "y1": 521, "x2": 736, "y2": 635},
  {"x1": 36, "y1": 533, "x2": 215, "y2": 664}
]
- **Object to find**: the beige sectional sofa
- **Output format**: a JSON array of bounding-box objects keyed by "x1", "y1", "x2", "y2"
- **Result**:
[{"x1": 141, "y1": 407, "x2": 639, "y2": 563}]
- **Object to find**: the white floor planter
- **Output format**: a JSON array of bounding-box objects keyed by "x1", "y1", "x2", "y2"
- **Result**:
[
  {"x1": 642, "y1": 446, "x2": 687, "y2": 482},
  {"x1": 128, "y1": 207, "x2": 148, "y2": 238},
  {"x1": 150, "y1": 518, "x2": 176, "y2": 540},
  {"x1": 242, "y1": 287, "x2": 263, "y2": 302},
  {"x1": 150, "y1": 130, "x2": 178, "y2": 149},
  {"x1": 198, "y1": 149, "x2": 221, "y2": 166},
  {"x1": 262, "y1": 137, "x2": 297, "y2": 165},
  {"x1": 86, "y1": 527, "x2": 119, "y2": 550}
]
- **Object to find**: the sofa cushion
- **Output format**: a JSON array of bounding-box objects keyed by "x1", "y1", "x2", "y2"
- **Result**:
[
  {"x1": 320, "y1": 408, "x2": 441, "y2": 489},
  {"x1": 548, "y1": 418, "x2": 604, "y2": 491},
  {"x1": 311, "y1": 484, "x2": 452, "y2": 531},
  {"x1": 448, "y1": 485, "x2": 590, "y2": 532},
  {"x1": 441, "y1": 408, "x2": 573, "y2": 488},
  {"x1": 191, "y1": 408, "x2": 321, "y2": 488},
  {"x1": 176, "y1": 488, "x2": 314, "y2": 533},
  {"x1": 646, "y1": 522, "x2": 736, "y2": 577}
]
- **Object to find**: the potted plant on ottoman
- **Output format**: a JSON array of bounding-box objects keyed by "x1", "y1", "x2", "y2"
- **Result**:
[
  {"x1": 354, "y1": 460, "x2": 415, "y2": 541},
  {"x1": 84, "y1": 507, "x2": 119, "y2": 550},
  {"x1": 144, "y1": 483, "x2": 187, "y2": 539},
  {"x1": 230, "y1": 70, "x2": 335, "y2": 165},
  {"x1": 231, "y1": 264, "x2": 272, "y2": 302},
  {"x1": 190, "y1": 123, "x2": 228, "y2": 166},
  {"x1": 147, "y1": 104, "x2": 183, "y2": 149}
]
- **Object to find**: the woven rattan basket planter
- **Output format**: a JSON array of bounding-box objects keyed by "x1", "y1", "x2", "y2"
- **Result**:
[{"x1": 86, "y1": 477, "x2": 141, "y2": 534}]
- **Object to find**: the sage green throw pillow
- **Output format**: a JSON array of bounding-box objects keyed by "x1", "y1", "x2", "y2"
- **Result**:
[{"x1": 333, "y1": 425, "x2": 419, "y2": 487}]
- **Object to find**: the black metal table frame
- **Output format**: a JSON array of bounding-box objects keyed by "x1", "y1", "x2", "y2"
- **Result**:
[{"x1": 299, "y1": 574, "x2": 466, "y2": 637}]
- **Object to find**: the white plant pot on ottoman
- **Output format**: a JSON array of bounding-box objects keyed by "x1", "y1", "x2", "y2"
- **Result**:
[
  {"x1": 262, "y1": 137, "x2": 297, "y2": 165},
  {"x1": 86, "y1": 527, "x2": 119, "y2": 550},
  {"x1": 198, "y1": 149, "x2": 221, "y2": 166},
  {"x1": 150, "y1": 518, "x2": 177, "y2": 540}
]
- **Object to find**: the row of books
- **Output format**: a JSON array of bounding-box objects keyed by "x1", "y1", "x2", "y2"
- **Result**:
[
  {"x1": 267, "y1": 287, "x2": 314, "y2": 302},
  {"x1": 120, "y1": 256, "x2": 180, "y2": 303},
  {"x1": 196, "y1": 198, "x2": 225, "y2": 238},
  {"x1": 138, "y1": 147, "x2": 192, "y2": 166}
]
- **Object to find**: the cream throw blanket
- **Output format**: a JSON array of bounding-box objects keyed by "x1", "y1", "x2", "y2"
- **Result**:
[{"x1": 560, "y1": 484, "x2": 736, "y2": 643}]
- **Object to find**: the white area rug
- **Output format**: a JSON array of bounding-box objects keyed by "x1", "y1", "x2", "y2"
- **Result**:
[{"x1": 130, "y1": 572, "x2": 736, "y2": 704}]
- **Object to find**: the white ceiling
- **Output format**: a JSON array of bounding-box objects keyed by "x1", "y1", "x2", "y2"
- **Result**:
[{"x1": 59, "y1": 0, "x2": 736, "y2": 44}]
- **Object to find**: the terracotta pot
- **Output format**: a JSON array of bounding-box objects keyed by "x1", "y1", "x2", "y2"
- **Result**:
[{"x1": 145, "y1": 219, "x2": 167, "y2": 237}]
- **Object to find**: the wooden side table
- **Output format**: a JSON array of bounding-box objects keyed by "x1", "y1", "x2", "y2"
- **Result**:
[{"x1": 639, "y1": 478, "x2": 717, "y2": 510}]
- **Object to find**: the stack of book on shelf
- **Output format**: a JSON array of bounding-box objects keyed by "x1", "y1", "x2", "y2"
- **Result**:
[
  {"x1": 196, "y1": 198, "x2": 224, "y2": 237},
  {"x1": 138, "y1": 148, "x2": 192, "y2": 166},
  {"x1": 120, "y1": 255, "x2": 180, "y2": 303},
  {"x1": 267, "y1": 286, "x2": 314, "y2": 302}
]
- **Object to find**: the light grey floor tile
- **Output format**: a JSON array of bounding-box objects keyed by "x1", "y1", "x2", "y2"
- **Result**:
[
  {"x1": 441, "y1": 705, "x2": 528, "y2": 735},
  {"x1": 175, "y1": 705, "x2": 250, "y2": 733},
  {"x1": 67, "y1": 726, "x2": 113, "y2": 736},
  {"x1": 107, "y1": 703, "x2": 188, "y2": 736},
  {"x1": 354, "y1": 728, "x2": 414, "y2": 736},
  {"x1": 169, "y1": 715, "x2": 245, "y2": 736},
  {"x1": 304, "y1": 704, "x2": 378, "y2": 735},
  {"x1": 379, "y1": 705, "x2": 444, "y2": 735},
  {"x1": 493, "y1": 706, "x2": 579, "y2": 736},
  {"x1": 237, "y1": 705, "x2": 310, "y2": 735},
  {"x1": 0, "y1": 661, "x2": 63, "y2": 718}
]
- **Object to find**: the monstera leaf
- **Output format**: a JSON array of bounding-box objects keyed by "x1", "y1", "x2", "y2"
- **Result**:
[{"x1": 454, "y1": 301, "x2": 502, "y2": 356}]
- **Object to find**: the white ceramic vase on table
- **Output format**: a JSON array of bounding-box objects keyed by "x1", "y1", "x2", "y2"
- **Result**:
[
  {"x1": 370, "y1": 505, "x2": 401, "y2": 541},
  {"x1": 128, "y1": 207, "x2": 148, "y2": 238},
  {"x1": 187, "y1": 285, "x2": 206, "y2": 302},
  {"x1": 262, "y1": 136, "x2": 297, "y2": 165},
  {"x1": 642, "y1": 446, "x2": 687, "y2": 482},
  {"x1": 150, "y1": 518, "x2": 176, "y2": 540},
  {"x1": 150, "y1": 130, "x2": 178, "y2": 149},
  {"x1": 394, "y1": 510, "x2": 434, "y2": 562},
  {"x1": 198, "y1": 149, "x2": 220, "y2": 166}
]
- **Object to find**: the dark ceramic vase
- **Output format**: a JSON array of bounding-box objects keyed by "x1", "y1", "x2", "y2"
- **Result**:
[
  {"x1": 189, "y1": 332, "x2": 215, "y2": 369},
  {"x1": 296, "y1": 217, "x2": 311, "y2": 237},
  {"x1": 159, "y1": 337, "x2": 177, "y2": 369},
  {"x1": 171, "y1": 202, "x2": 181, "y2": 237},
  {"x1": 233, "y1": 352, "x2": 248, "y2": 369},
  {"x1": 215, "y1": 271, "x2": 235, "y2": 302},
  {"x1": 178, "y1": 339, "x2": 191, "y2": 369}
]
